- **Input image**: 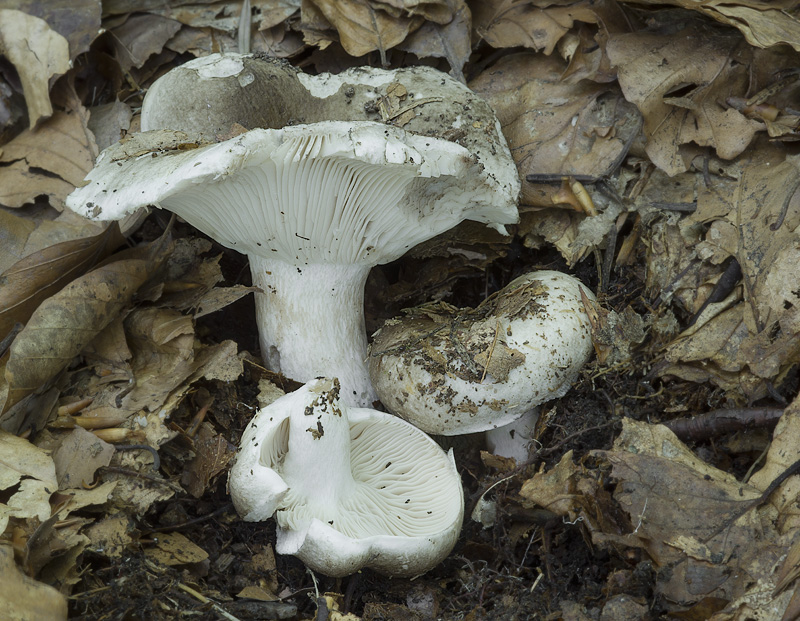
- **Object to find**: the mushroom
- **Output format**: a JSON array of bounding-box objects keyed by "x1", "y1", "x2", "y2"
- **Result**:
[
  {"x1": 228, "y1": 377, "x2": 464, "y2": 577},
  {"x1": 368, "y1": 271, "x2": 595, "y2": 461},
  {"x1": 65, "y1": 53, "x2": 520, "y2": 406}
]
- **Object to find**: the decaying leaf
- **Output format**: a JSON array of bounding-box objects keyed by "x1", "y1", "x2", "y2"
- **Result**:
[
  {"x1": 0, "y1": 545, "x2": 67, "y2": 621},
  {"x1": 520, "y1": 414, "x2": 800, "y2": 616},
  {"x1": 0, "y1": 9, "x2": 69, "y2": 128},
  {"x1": 470, "y1": 53, "x2": 641, "y2": 207},
  {"x1": 0, "y1": 235, "x2": 171, "y2": 414},
  {"x1": 0, "y1": 223, "x2": 126, "y2": 341},
  {"x1": 0, "y1": 431, "x2": 57, "y2": 533},
  {"x1": 51, "y1": 427, "x2": 114, "y2": 490},
  {"x1": 625, "y1": 0, "x2": 800, "y2": 52},
  {"x1": 181, "y1": 423, "x2": 236, "y2": 498},
  {"x1": 145, "y1": 531, "x2": 209, "y2": 567},
  {"x1": 607, "y1": 27, "x2": 760, "y2": 176},
  {"x1": 0, "y1": 101, "x2": 99, "y2": 209}
]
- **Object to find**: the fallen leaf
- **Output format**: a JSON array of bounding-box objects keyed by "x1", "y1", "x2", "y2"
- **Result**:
[
  {"x1": 306, "y1": 0, "x2": 425, "y2": 60},
  {"x1": 0, "y1": 9, "x2": 69, "y2": 128},
  {"x1": 145, "y1": 531, "x2": 209, "y2": 566},
  {"x1": 607, "y1": 27, "x2": 760, "y2": 175},
  {"x1": 0, "y1": 545, "x2": 67, "y2": 621},
  {"x1": 0, "y1": 431, "x2": 57, "y2": 533},
  {"x1": 398, "y1": 0, "x2": 471, "y2": 81},
  {"x1": 83, "y1": 511, "x2": 134, "y2": 559},
  {"x1": 625, "y1": 0, "x2": 800, "y2": 52},
  {"x1": 0, "y1": 235, "x2": 170, "y2": 414},
  {"x1": 108, "y1": 13, "x2": 182, "y2": 71},
  {"x1": 0, "y1": 223, "x2": 126, "y2": 341},
  {"x1": 51, "y1": 427, "x2": 114, "y2": 490},
  {"x1": 0, "y1": 106, "x2": 98, "y2": 209},
  {"x1": 470, "y1": 53, "x2": 640, "y2": 207},
  {"x1": 181, "y1": 423, "x2": 236, "y2": 498}
]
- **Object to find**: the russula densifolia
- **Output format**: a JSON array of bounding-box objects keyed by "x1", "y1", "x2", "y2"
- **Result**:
[
  {"x1": 66, "y1": 53, "x2": 519, "y2": 406},
  {"x1": 228, "y1": 377, "x2": 464, "y2": 577},
  {"x1": 369, "y1": 271, "x2": 595, "y2": 461}
]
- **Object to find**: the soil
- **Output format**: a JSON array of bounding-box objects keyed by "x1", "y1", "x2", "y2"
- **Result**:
[{"x1": 66, "y1": 219, "x2": 693, "y2": 621}]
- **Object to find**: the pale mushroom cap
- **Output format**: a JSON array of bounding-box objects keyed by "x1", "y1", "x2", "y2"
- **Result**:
[
  {"x1": 66, "y1": 121, "x2": 514, "y2": 266},
  {"x1": 369, "y1": 271, "x2": 596, "y2": 435},
  {"x1": 229, "y1": 378, "x2": 464, "y2": 577}
]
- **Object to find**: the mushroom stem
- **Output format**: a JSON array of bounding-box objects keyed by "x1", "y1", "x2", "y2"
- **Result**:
[
  {"x1": 249, "y1": 256, "x2": 377, "y2": 407},
  {"x1": 485, "y1": 407, "x2": 540, "y2": 463},
  {"x1": 277, "y1": 380, "x2": 354, "y2": 528}
]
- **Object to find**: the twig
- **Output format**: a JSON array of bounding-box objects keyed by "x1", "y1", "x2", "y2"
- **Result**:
[{"x1": 176, "y1": 581, "x2": 241, "y2": 621}]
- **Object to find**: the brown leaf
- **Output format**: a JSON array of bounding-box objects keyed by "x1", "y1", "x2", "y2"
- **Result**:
[
  {"x1": 625, "y1": 0, "x2": 800, "y2": 52},
  {"x1": 398, "y1": 0, "x2": 471, "y2": 80},
  {"x1": 472, "y1": 0, "x2": 606, "y2": 55},
  {"x1": 0, "y1": 223, "x2": 126, "y2": 341},
  {"x1": 0, "y1": 9, "x2": 69, "y2": 128},
  {"x1": 145, "y1": 531, "x2": 208, "y2": 567},
  {"x1": 470, "y1": 53, "x2": 640, "y2": 206},
  {"x1": 307, "y1": 0, "x2": 425, "y2": 60},
  {"x1": 607, "y1": 27, "x2": 760, "y2": 175},
  {"x1": 181, "y1": 423, "x2": 236, "y2": 498},
  {"x1": 51, "y1": 427, "x2": 114, "y2": 490},
  {"x1": 107, "y1": 13, "x2": 182, "y2": 72},
  {"x1": 1, "y1": 236, "x2": 170, "y2": 413},
  {"x1": 0, "y1": 546, "x2": 67, "y2": 621},
  {"x1": 0, "y1": 107, "x2": 98, "y2": 209}
]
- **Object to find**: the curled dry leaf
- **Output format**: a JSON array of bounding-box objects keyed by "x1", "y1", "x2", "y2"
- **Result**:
[
  {"x1": 607, "y1": 27, "x2": 760, "y2": 176},
  {"x1": 470, "y1": 53, "x2": 640, "y2": 208},
  {"x1": 0, "y1": 9, "x2": 69, "y2": 128},
  {"x1": 305, "y1": 0, "x2": 426, "y2": 59},
  {"x1": 626, "y1": 0, "x2": 800, "y2": 52},
  {"x1": 0, "y1": 545, "x2": 67, "y2": 621},
  {"x1": 398, "y1": 0, "x2": 471, "y2": 81},
  {"x1": 0, "y1": 431, "x2": 57, "y2": 533},
  {"x1": 0, "y1": 223, "x2": 126, "y2": 341},
  {"x1": 0, "y1": 235, "x2": 171, "y2": 415}
]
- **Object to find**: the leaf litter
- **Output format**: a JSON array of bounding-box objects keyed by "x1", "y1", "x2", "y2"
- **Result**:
[{"x1": 1, "y1": 0, "x2": 800, "y2": 619}]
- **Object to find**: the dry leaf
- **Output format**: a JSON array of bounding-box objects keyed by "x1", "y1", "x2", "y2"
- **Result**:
[
  {"x1": 307, "y1": 0, "x2": 425, "y2": 59},
  {"x1": 83, "y1": 512, "x2": 134, "y2": 559},
  {"x1": 0, "y1": 223, "x2": 126, "y2": 340},
  {"x1": 472, "y1": 0, "x2": 607, "y2": 55},
  {"x1": 0, "y1": 9, "x2": 69, "y2": 128},
  {"x1": 607, "y1": 27, "x2": 760, "y2": 176},
  {"x1": 108, "y1": 13, "x2": 182, "y2": 71},
  {"x1": 51, "y1": 427, "x2": 114, "y2": 490},
  {"x1": 0, "y1": 545, "x2": 67, "y2": 621},
  {"x1": 470, "y1": 53, "x2": 640, "y2": 207},
  {"x1": 398, "y1": 0, "x2": 471, "y2": 80},
  {"x1": 0, "y1": 235, "x2": 170, "y2": 414},
  {"x1": 0, "y1": 431, "x2": 57, "y2": 533},
  {"x1": 145, "y1": 531, "x2": 209, "y2": 566},
  {"x1": 181, "y1": 423, "x2": 236, "y2": 498},
  {"x1": 0, "y1": 106, "x2": 98, "y2": 209},
  {"x1": 624, "y1": 0, "x2": 800, "y2": 52}
]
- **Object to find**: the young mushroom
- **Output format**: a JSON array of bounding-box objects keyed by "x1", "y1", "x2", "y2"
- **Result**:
[
  {"x1": 228, "y1": 377, "x2": 464, "y2": 578},
  {"x1": 369, "y1": 271, "x2": 595, "y2": 462},
  {"x1": 66, "y1": 53, "x2": 520, "y2": 407}
]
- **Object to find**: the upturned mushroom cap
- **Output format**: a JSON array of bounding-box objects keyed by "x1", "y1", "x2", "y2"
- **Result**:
[
  {"x1": 65, "y1": 54, "x2": 519, "y2": 407},
  {"x1": 369, "y1": 271, "x2": 595, "y2": 435},
  {"x1": 229, "y1": 377, "x2": 464, "y2": 578}
]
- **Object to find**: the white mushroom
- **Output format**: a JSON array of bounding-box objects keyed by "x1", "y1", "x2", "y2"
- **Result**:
[
  {"x1": 369, "y1": 271, "x2": 595, "y2": 460},
  {"x1": 229, "y1": 377, "x2": 464, "y2": 578},
  {"x1": 66, "y1": 53, "x2": 519, "y2": 406}
]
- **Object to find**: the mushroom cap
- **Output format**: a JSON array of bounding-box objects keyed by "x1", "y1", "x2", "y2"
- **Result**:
[
  {"x1": 66, "y1": 120, "x2": 514, "y2": 266},
  {"x1": 229, "y1": 378, "x2": 464, "y2": 578},
  {"x1": 369, "y1": 271, "x2": 595, "y2": 435}
]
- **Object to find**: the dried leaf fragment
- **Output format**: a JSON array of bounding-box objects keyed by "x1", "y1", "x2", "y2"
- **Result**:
[{"x1": 0, "y1": 9, "x2": 69, "y2": 128}]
